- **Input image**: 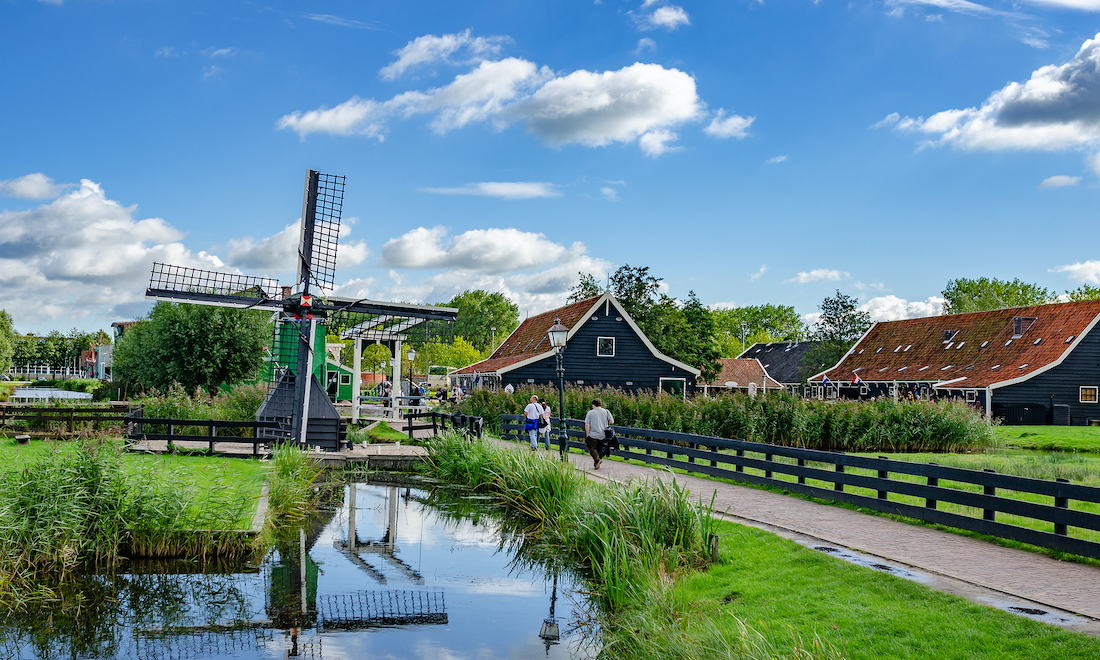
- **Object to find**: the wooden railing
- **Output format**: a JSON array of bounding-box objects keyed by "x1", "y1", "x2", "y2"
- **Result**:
[
  {"x1": 501, "y1": 414, "x2": 1100, "y2": 560},
  {"x1": 124, "y1": 410, "x2": 286, "y2": 456},
  {"x1": 405, "y1": 411, "x2": 484, "y2": 440},
  {"x1": 1, "y1": 404, "x2": 133, "y2": 435}
]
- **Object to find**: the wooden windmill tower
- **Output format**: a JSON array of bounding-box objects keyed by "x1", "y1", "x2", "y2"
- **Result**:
[{"x1": 145, "y1": 169, "x2": 458, "y2": 450}]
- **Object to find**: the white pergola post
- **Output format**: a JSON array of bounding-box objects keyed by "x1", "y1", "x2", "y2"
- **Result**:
[
  {"x1": 352, "y1": 336, "x2": 362, "y2": 424},
  {"x1": 393, "y1": 339, "x2": 403, "y2": 419}
]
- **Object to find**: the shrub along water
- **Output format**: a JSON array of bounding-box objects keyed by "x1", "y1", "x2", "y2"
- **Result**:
[
  {"x1": 136, "y1": 383, "x2": 269, "y2": 438},
  {"x1": 422, "y1": 433, "x2": 845, "y2": 658},
  {"x1": 459, "y1": 387, "x2": 993, "y2": 453}
]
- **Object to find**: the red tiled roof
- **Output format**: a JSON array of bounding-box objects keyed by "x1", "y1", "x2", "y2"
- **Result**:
[
  {"x1": 704, "y1": 358, "x2": 782, "y2": 389},
  {"x1": 453, "y1": 295, "x2": 602, "y2": 374},
  {"x1": 810, "y1": 300, "x2": 1100, "y2": 388}
]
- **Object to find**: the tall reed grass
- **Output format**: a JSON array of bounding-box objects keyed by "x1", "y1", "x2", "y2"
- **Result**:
[
  {"x1": 136, "y1": 383, "x2": 268, "y2": 437},
  {"x1": 459, "y1": 387, "x2": 993, "y2": 453}
]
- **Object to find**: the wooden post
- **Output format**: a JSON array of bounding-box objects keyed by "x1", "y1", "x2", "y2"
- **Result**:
[
  {"x1": 352, "y1": 336, "x2": 362, "y2": 425},
  {"x1": 877, "y1": 456, "x2": 888, "y2": 499},
  {"x1": 765, "y1": 453, "x2": 772, "y2": 479},
  {"x1": 1055, "y1": 478, "x2": 1069, "y2": 536},
  {"x1": 834, "y1": 463, "x2": 844, "y2": 492},
  {"x1": 68, "y1": 409, "x2": 74, "y2": 434},
  {"x1": 688, "y1": 442, "x2": 696, "y2": 464},
  {"x1": 736, "y1": 449, "x2": 744, "y2": 472},
  {"x1": 926, "y1": 463, "x2": 938, "y2": 509},
  {"x1": 797, "y1": 458, "x2": 806, "y2": 485},
  {"x1": 209, "y1": 422, "x2": 216, "y2": 454},
  {"x1": 983, "y1": 469, "x2": 996, "y2": 521}
]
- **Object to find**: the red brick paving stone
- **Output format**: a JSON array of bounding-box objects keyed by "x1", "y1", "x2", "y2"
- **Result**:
[{"x1": 570, "y1": 451, "x2": 1100, "y2": 620}]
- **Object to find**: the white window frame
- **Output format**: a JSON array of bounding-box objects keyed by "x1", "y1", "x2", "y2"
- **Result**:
[
  {"x1": 659, "y1": 377, "x2": 687, "y2": 399},
  {"x1": 340, "y1": 373, "x2": 352, "y2": 385},
  {"x1": 1081, "y1": 386, "x2": 1099, "y2": 404},
  {"x1": 597, "y1": 336, "x2": 616, "y2": 358}
]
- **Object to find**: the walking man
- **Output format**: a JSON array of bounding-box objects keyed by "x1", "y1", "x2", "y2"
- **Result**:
[
  {"x1": 584, "y1": 398, "x2": 614, "y2": 469},
  {"x1": 524, "y1": 395, "x2": 544, "y2": 451}
]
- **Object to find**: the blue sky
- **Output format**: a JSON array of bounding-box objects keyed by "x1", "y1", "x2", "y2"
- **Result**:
[{"x1": 2, "y1": 0, "x2": 1099, "y2": 335}]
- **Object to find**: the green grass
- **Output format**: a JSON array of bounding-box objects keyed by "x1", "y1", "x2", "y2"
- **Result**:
[
  {"x1": 660, "y1": 519, "x2": 1100, "y2": 660},
  {"x1": 994, "y1": 425, "x2": 1100, "y2": 453}
]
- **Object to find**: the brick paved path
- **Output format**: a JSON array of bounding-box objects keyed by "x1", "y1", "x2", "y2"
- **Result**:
[{"x1": 565, "y1": 450, "x2": 1100, "y2": 622}]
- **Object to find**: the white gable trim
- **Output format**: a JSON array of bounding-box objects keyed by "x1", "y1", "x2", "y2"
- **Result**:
[
  {"x1": 807, "y1": 322, "x2": 880, "y2": 382},
  {"x1": 988, "y1": 311, "x2": 1100, "y2": 390}
]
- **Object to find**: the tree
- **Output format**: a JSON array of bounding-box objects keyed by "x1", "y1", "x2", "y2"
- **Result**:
[
  {"x1": 942, "y1": 277, "x2": 1055, "y2": 314},
  {"x1": 567, "y1": 272, "x2": 602, "y2": 303},
  {"x1": 0, "y1": 311, "x2": 14, "y2": 374},
  {"x1": 113, "y1": 302, "x2": 269, "y2": 393},
  {"x1": 361, "y1": 343, "x2": 392, "y2": 376},
  {"x1": 411, "y1": 336, "x2": 484, "y2": 376},
  {"x1": 610, "y1": 264, "x2": 663, "y2": 325},
  {"x1": 802, "y1": 290, "x2": 873, "y2": 381},
  {"x1": 444, "y1": 290, "x2": 519, "y2": 353},
  {"x1": 12, "y1": 334, "x2": 38, "y2": 367},
  {"x1": 1067, "y1": 284, "x2": 1100, "y2": 302},
  {"x1": 712, "y1": 304, "x2": 805, "y2": 357}
]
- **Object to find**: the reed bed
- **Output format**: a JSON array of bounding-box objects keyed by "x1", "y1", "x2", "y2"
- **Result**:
[
  {"x1": 135, "y1": 383, "x2": 269, "y2": 437},
  {"x1": 459, "y1": 387, "x2": 993, "y2": 453},
  {"x1": 422, "y1": 433, "x2": 843, "y2": 658}
]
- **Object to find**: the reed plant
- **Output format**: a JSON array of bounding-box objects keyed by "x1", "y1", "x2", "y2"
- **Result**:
[
  {"x1": 262, "y1": 445, "x2": 324, "y2": 534},
  {"x1": 136, "y1": 383, "x2": 268, "y2": 437},
  {"x1": 459, "y1": 387, "x2": 993, "y2": 453}
]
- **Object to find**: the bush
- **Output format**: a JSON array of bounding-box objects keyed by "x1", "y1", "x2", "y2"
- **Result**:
[
  {"x1": 458, "y1": 387, "x2": 993, "y2": 453},
  {"x1": 135, "y1": 383, "x2": 269, "y2": 437}
]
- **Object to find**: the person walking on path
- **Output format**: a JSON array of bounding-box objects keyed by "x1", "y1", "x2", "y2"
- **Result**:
[
  {"x1": 584, "y1": 398, "x2": 614, "y2": 469},
  {"x1": 523, "y1": 395, "x2": 544, "y2": 451},
  {"x1": 538, "y1": 397, "x2": 553, "y2": 450}
]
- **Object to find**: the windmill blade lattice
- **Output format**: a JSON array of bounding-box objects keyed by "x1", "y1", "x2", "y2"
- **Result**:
[{"x1": 298, "y1": 171, "x2": 345, "y2": 294}]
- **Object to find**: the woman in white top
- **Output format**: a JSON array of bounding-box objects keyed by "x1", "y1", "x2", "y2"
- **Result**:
[
  {"x1": 523, "y1": 395, "x2": 544, "y2": 451},
  {"x1": 538, "y1": 397, "x2": 553, "y2": 450}
]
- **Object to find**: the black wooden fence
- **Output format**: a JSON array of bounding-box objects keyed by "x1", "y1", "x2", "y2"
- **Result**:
[
  {"x1": 1, "y1": 404, "x2": 133, "y2": 435},
  {"x1": 405, "y1": 411, "x2": 483, "y2": 440},
  {"x1": 125, "y1": 410, "x2": 286, "y2": 456},
  {"x1": 501, "y1": 413, "x2": 1100, "y2": 560}
]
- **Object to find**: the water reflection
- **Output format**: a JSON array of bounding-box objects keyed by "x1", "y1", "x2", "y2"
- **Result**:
[{"x1": 0, "y1": 479, "x2": 588, "y2": 660}]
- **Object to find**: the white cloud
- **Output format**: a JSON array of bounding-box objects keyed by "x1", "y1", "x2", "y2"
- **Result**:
[
  {"x1": 155, "y1": 46, "x2": 182, "y2": 57},
  {"x1": 786, "y1": 269, "x2": 847, "y2": 284},
  {"x1": 379, "y1": 29, "x2": 510, "y2": 80},
  {"x1": 302, "y1": 14, "x2": 371, "y2": 29},
  {"x1": 202, "y1": 66, "x2": 223, "y2": 81},
  {"x1": 277, "y1": 96, "x2": 386, "y2": 139},
  {"x1": 871, "y1": 112, "x2": 901, "y2": 129},
  {"x1": 750, "y1": 265, "x2": 767, "y2": 281},
  {"x1": 0, "y1": 180, "x2": 227, "y2": 330},
  {"x1": 635, "y1": 38, "x2": 657, "y2": 54},
  {"x1": 801, "y1": 312, "x2": 822, "y2": 326},
  {"x1": 885, "y1": 0, "x2": 1006, "y2": 16},
  {"x1": 709, "y1": 301, "x2": 738, "y2": 310},
  {"x1": 926, "y1": 13, "x2": 944, "y2": 20},
  {"x1": 1016, "y1": 0, "x2": 1100, "y2": 9},
  {"x1": 379, "y1": 226, "x2": 586, "y2": 274},
  {"x1": 1039, "y1": 174, "x2": 1082, "y2": 188},
  {"x1": 859, "y1": 295, "x2": 945, "y2": 321},
  {"x1": 420, "y1": 181, "x2": 560, "y2": 199},
  {"x1": 891, "y1": 33, "x2": 1100, "y2": 168},
  {"x1": 704, "y1": 110, "x2": 755, "y2": 139},
  {"x1": 600, "y1": 187, "x2": 620, "y2": 201},
  {"x1": 854, "y1": 281, "x2": 886, "y2": 291},
  {"x1": 280, "y1": 58, "x2": 705, "y2": 156},
  {"x1": 0, "y1": 173, "x2": 71, "y2": 200},
  {"x1": 204, "y1": 47, "x2": 235, "y2": 58},
  {"x1": 1051, "y1": 260, "x2": 1100, "y2": 284},
  {"x1": 637, "y1": 5, "x2": 691, "y2": 30},
  {"x1": 766, "y1": 155, "x2": 787, "y2": 164}
]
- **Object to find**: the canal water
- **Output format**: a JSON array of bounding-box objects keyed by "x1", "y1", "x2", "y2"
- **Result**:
[
  {"x1": 0, "y1": 479, "x2": 590, "y2": 660},
  {"x1": 8, "y1": 387, "x2": 93, "y2": 403}
]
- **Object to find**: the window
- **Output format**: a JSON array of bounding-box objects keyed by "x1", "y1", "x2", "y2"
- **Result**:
[
  {"x1": 966, "y1": 391, "x2": 977, "y2": 403},
  {"x1": 990, "y1": 365, "x2": 1001, "y2": 370},
  {"x1": 1018, "y1": 364, "x2": 1029, "y2": 369},
  {"x1": 956, "y1": 341, "x2": 965, "y2": 349},
  {"x1": 340, "y1": 374, "x2": 351, "y2": 385},
  {"x1": 943, "y1": 342, "x2": 953, "y2": 350},
  {"x1": 858, "y1": 349, "x2": 865, "y2": 354},
  {"x1": 876, "y1": 347, "x2": 883, "y2": 354},
  {"x1": 941, "y1": 365, "x2": 953, "y2": 370},
  {"x1": 597, "y1": 336, "x2": 616, "y2": 357},
  {"x1": 918, "y1": 366, "x2": 930, "y2": 371},
  {"x1": 1066, "y1": 336, "x2": 1076, "y2": 344},
  {"x1": 1033, "y1": 338, "x2": 1042, "y2": 346},
  {"x1": 898, "y1": 366, "x2": 909, "y2": 371},
  {"x1": 905, "y1": 344, "x2": 913, "y2": 351},
  {"x1": 980, "y1": 341, "x2": 990, "y2": 349},
  {"x1": 660, "y1": 378, "x2": 686, "y2": 398},
  {"x1": 1013, "y1": 316, "x2": 1037, "y2": 338},
  {"x1": 1004, "y1": 339, "x2": 1013, "y2": 347},
  {"x1": 1081, "y1": 387, "x2": 1098, "y2": 404}
]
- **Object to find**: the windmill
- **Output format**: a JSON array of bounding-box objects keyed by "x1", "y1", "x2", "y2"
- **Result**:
[{"x1": 146, "y1": 169, "x2": 458, "y2": 451}]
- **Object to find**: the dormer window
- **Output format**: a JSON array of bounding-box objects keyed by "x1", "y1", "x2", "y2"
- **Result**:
[
  {"x1": 1012, "y1": 316, "x2": 1037, "y2": 338},
  {"x1": 943, "y1": 329, "x2": 957, "y2": 342}
]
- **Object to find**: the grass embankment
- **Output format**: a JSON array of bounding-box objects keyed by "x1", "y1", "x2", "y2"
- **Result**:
[
  {"x1": 995, "y1": 425, "x2": 1100, "y2": 453},
  {"x1": 460, "y1": 387, "x2": 993, "y2": 453},
  {"x1": 347, "y1": 420, "x2": 410, "y2": 445},
  {"x1": 431, "y1": 435, "x2": 1100, "y2": 659}
]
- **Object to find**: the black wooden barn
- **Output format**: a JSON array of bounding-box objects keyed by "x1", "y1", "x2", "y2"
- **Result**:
[
  {"x1": 453, "y1": 292, "x2": 700, "y2": 396},
  {"x1": 736, "y1": 341, "x2": 828, "y2": 389},
  {"x1": 808, "y1": 299, "x2": 1100, "y2": 425}
]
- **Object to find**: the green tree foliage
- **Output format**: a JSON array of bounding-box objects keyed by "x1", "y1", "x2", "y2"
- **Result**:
[
  {"x1": 113, "y1": 302, "x2": 269, "y2": 393},
  {"x1": 941, "y1": 277, "x2": 1056, "y2": 314},
  {"x1": 802, "y1": 290, "x2": 873, "y2": 381},
  {"x1": 712, "y1": 304, "x2": 805, "y2": 357},
  {"x1": 12, "y1": 334, "x2": 38, "y2": 367},
  {"x1": 444, "y1": 290, "x2": 519, "y2": 352},
  {"x1": 609, "y1": 264, "x2": 663, "y2": 325},
  {"x1": 361, "y1": 343, "x2": 392, "y2": 375},
  {"x1": 411, "y1": 336, "x2": 484, "y2": 375},
  {"x1": 0, "y1": 311, "x2": 15, "y2": 373},
  {"x1": 1066, "y1": 284, "x2": 1100, "y2": 302},
  {"x1": 567, "y1": 272, "x2": 602, "y2": 302}
]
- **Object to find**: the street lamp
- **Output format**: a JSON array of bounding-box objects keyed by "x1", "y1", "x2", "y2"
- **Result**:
[
  {"x1": 547, "y1": 318, "x2": 569, "y2": 461},
  {"x1": 740, "y1": 322, "x2": 748, "y2": 354},
  {"x1": 406, "y1": 347, "x2": 416, "y2": 407}
]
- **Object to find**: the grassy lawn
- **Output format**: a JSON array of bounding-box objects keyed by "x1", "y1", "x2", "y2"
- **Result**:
[
  {"x1": 675, "y1": 519, "x2": 1100, "y2": 660},
  {"x1": 0, "y1": 437, "x2": 268, "y2": 530},
  {"x1": 994, "y1": 425, "x2": 1100, "y2": 453}
]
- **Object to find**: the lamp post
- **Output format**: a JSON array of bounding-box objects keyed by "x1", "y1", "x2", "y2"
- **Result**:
[
  {"x1": 406, "y1": 347, "x2": 416, "y2": 410},
  {"x1": 740, "y1": 322, "x2": 748, "y2": 354},
  {"x1": 547, "y1": 318, "x2": 569, "y2": 461}
]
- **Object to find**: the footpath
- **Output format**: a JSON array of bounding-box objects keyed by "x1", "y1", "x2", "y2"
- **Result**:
[{"x1": 562, "y1": 447, "x2": 1100, "y2": 635}]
